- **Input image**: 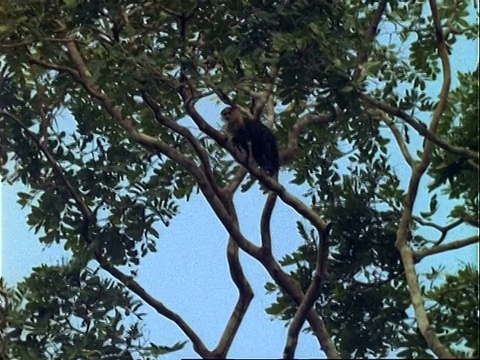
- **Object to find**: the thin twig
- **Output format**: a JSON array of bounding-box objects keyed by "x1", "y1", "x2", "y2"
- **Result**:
[
  {"x1": 381, "y1": 112, "x2": 414, "y2": 167},
  {"x1": 361, "y1": 94, "x2": 479, "y2": 162}
]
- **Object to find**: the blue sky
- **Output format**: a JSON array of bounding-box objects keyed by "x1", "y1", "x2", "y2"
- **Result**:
[{"x1": 1, "y1": 6, "x2": 478, "y2": 359}]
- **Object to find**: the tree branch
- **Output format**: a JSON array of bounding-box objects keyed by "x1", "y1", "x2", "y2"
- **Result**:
[
  {"x1": 378, "y1": 110, "x2": 414, "y2": 167},
  {"x1": 283, "y1": 111, "x2": 336, "y2": 163},
  {"x1": 352, "y1": 0, "x2": 388, "y2": 81},
  {"x1": 412, "y1": 217, "x2": 463, "y2": 246},
  {"x1": 213, "y1": 200, "x2": 254, "y2": 357},
  {"x1": 260, "y1": 193, "x2": 277, "y2": 251},
  {"x1": 101, "y1": 262, "x2": 212, "y2": 357},
  {"x1": 283, "y1": 223, "x2": 332, "y2": 359},
  {"x1": 414, "y1": 235, "x2": 479, "y2": 261},
  {"x1": 0, "y1": 109, "x2": 213, "y2": 357},
  {"x1": 139, "y1": 89, "x2": 226, "y2": 202},
  {"x1": 262, "y1": 250, "x2": 340, "y2": 358},
  {"x1": 394, "y1": 1, "x2": 454, "y2": 358},
  {"x1": 360, "y1": 94, "x2": 479, "y2": 162}
]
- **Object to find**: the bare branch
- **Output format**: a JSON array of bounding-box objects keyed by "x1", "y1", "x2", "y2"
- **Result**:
[
  {"x1": 260, "y1": 193, "x2": 277, "y2": 251},
  {"x1": 467, "y1": 159, "x2": 479, "y2": 170},
  {"x1": 262, "y1": 250, "x2": 340, "y2": 358},
  {"x1": 283, "y1": 223, "x2": 332, "y2": 359},
  {"x1": 414, "y1": 235, "x2": 479, "y2": 261},
  {"x1": 214, "y1": 200, "x2": 254, "y2": 357},
  {"x1": 213, "y1": 238, "x2": 254, "y2": 357},
  {"x1": 412, "y1": 217, "x2": 464, "y2": 245},
  {"x1": 283, "y1": 110, "x2": 336, "y2": 164},
  {"x1": 373, "y1": 109, "x2": 414, "y2": 167},
  {"x1": 463, "y1": 215, "x2": 479, "y2": 228},
  {"x1": 394, "y1": 1, "x2": 455, "y2": 358},
  {"x1": 422, "y1": 0, "x2": 451, "y2": 164},
  {"x1": 0, "y1": 40, "x2": 32, "y2": 48}
]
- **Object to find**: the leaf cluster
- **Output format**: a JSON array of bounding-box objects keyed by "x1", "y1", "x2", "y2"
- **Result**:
[{"x1": 0, "y1": 269, "x2": 186, "y2": 359}]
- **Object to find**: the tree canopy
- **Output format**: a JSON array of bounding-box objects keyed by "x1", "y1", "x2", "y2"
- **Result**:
[{"x1": 0, "y1": 0, "x2": 478, "y2": 359}]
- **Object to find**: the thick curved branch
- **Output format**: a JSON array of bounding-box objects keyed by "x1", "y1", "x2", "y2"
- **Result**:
[
  {"x1": 414, "y1": 235, "x2": 479, "y2": 262},
  {"x1": 463, "y1": 215, "x2": 479, "y2": 228},
  {"x1": 422, "y1": 0, "x2": 451, "y2": 165},
  {"x1": 395, "y1": 1, "x2": 454, "y2": 358},
  {"x1": 467, "y1": 159, "x2": 479, "y2": 170},
  {"x1": 283, "y1": 111, "x2": 336, "y2": 163},
  {"x1": 283, "y1": 223, "x2": 332, "y2": 359},
  {"x1": 213, "y1": 200, "x2": 254, "y2": 357},
  {"x1": 260, "y1": 193, "x2": 277, "y2": 251},
  {"x1": 213, "y1": 238, "x2": 254, "y2": 357},
  {"x1": 262, "y1": 251, "x2": 339, "y2": 358}
]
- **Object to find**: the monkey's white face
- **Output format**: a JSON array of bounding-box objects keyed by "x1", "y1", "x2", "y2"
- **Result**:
[{"x1": 221, "y1": 107, "x2": 233, "y2": 122}]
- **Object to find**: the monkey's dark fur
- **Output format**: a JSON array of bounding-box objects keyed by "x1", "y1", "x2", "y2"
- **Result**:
[{"x1": 221, "y1": 106, "x2": 279, "y2": 176}]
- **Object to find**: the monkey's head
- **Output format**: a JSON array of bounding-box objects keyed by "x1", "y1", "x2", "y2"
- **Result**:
[{"x1": 221, "y1": 106, "x2": 242, "y2": 123}]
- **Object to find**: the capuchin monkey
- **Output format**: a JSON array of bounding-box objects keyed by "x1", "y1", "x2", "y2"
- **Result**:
[{"x1": 221, "y1": 106, "x2": 279, "y2": 176}]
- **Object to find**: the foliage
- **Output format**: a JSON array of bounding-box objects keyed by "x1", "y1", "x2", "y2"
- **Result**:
[
  {"x1": 0, "y1": 0, "x2": 478, "y2": 358},
  {"x1": 0, "y1": 272, "x2": 186, "y2": 359},
  {"x1": 428, "y1": 68, "x2": 479, "y2": 209}
]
